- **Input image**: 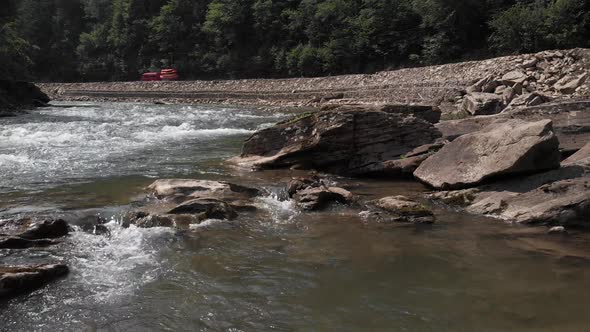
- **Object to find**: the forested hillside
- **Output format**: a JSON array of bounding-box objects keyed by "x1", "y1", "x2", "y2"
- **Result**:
[{"x1": 1, "y1": 0, "x2": 589, "y2": 82}]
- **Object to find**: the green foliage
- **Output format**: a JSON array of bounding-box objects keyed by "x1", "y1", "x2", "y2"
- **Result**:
[{"x1": 1, "y1": 0, "x2": 588, "y2": 82}]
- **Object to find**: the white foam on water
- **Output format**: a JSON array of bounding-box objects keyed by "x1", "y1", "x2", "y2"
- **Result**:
[
  {"x1": 0, "y1": 102, "x2": 287, "y2": 192},
  {"x1": 257, "y1": 193, "x2": 299, "y2": 224},
  {"x1": 189, "y1": 218, "x2": 226, "y2": 230},
  {"x1": 132, "y1": 123, "x2": 253, "y2": 141},
  {"x1": 67, "y1": 221, "x2": 174, "y2": 304},
  {"x1": 0, "y1": 153, "x2": 30, "y2": 166}
]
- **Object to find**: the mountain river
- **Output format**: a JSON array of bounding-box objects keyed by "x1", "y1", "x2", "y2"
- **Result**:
[{"x1": 1, "y1": 102, "x2": 589, "y2": 331}]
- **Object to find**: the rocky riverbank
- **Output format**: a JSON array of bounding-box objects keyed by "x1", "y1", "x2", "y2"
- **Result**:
[
  {"x1": 230, "y1": 102, "x2": 589, "y2": 228},
  {"x1": 38, "y1": 49, "x2": 590, "y2": 115},
  {"x1": 0, "y1": 80, "x2": 50, "y2": 117}
]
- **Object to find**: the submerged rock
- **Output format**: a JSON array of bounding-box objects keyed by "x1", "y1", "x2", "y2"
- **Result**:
[
  {"x1": 0, "y1": 264, "x2": 69, "y2": 298},
  {"x1": 230, "y1": 104, "x2": 442, "y2": 176},
  {"x1": 130, "y1": 213, "x2": 207, "y2": 229},
  {"x1": 415, "y1": 119, "x2": 560, "y2": 189},
  {"x1": 366, "y1": 196, "x2": 435, "y2": 224},
  {"x1": 0, "y1": 237, "x2": 59, "y2": 249}
]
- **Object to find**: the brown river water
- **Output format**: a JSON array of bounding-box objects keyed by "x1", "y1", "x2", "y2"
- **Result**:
[{"x1": 0, "y1": 102, "x2": 589, "y2": 331}]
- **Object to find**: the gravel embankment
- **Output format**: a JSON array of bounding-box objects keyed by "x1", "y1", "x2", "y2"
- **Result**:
[{"x1": 38, "y1": 48, "x2": 590, "y2": 110}]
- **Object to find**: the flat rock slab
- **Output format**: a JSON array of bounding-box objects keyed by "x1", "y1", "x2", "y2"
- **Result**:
[
  {"x1": 437, "y1": 99, "x2": 590, "y2": 152},
  {"x1": 367, "y1": 196, "x2": 435, "y2": 224},
  {"x1": 430, "y1": 164, "x2": 590, "y2": 226},
  {"x1": 0, "y1": 264, "x2": 69, "y2": 298},
  {"x1": 415, "y1": 119, "x2": 560, "y2": 189},
  {"x1": 148, "y1": 179, "x2": 261, "y2": 203}
]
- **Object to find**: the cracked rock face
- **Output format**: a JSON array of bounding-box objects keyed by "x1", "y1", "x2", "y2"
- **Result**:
[
  {"x1": 230, "y1": 104, "x2": 442, "y2": 176},
  {"x1": 415, "y1": 119, "x2": 561, "y2": 190}
]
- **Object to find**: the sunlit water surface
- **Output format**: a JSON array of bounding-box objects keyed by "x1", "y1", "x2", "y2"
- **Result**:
[{"x1": 1, "y1": 103, "x2": 589, "y2": 332}]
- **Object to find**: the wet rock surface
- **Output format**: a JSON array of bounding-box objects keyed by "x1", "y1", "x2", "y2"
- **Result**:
[
  {"x1": 128, "y1": 179, "x2": 262, "y2": 228},
  {"x1": 230, "y1": 104, "x2": 442, "y2": 176},
  {"x1": 287, "y1": 176, "x2": 354, "y2": 211},
  {"x1": 0, "y1": 218, "x2": 69, "y2": 249},
  {"x1": 365, "y1": 196, "x2": 435, "y2": 224},
  {"x1": 0, "y1": 264, "x2": 69, "y2": 299},
  {"x1": 415, "y1": 119, "x2": 561, "y2": 189}
]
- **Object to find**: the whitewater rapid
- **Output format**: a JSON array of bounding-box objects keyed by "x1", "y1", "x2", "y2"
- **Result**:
[{"x1": 0, "y1": 102, "x2": 286, "y2": 193}]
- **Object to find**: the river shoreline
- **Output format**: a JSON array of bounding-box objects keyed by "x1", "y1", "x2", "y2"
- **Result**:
[{"x1": 1, "y1": 50, "x2": 590, "y2": 329}]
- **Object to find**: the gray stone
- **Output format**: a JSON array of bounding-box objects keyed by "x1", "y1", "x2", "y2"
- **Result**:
[
  {"x1": 502, "y1": 71, "x2": 529, "y2": 85},
  {"x1": 461, "y1": 92, "x2": 504, "y2": 116},
  {"x1": 436, "y1": 100, "x2": 590, "y2": 152},
  {"x1": 415, "y1": 119, "x2": 560, "y2": 189},
  {"x1": 554, "y1": 73, "x2": 587, "y2": 94}
]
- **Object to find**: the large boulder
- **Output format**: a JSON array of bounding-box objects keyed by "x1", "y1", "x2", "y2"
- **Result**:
[
  {"x1": 230, "y1": 104, "x2": 442, "y2": 176},
  {"x1": 0, "y1": 264, "x2": 69, "y2": 298},
  {"x1": 430, "y1": 163, "x2": 590, "y2": 226},
  {"x1": 415, "y1": 119, "x2": 560, "y2": 189},
  {"x1": 461, "y1": 92, "x2": 504, "y2": 115}
]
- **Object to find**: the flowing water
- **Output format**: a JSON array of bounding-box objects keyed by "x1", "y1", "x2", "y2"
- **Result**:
[{"x1": 1, "y1": 103, "x2": 590, "y2": 332}]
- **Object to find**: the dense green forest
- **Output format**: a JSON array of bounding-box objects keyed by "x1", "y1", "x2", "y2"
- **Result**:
[{"x1": 1, "y1": 0, "x2": 589, "y2": 82}]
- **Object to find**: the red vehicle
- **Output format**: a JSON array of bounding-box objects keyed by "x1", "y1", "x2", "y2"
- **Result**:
[
  {"x1": 140, "y1": 69, "x2": 179, "y2": 81},
  {"x1": 140, "y1": 72, "x2": 161, "y2": 81},
  {"x1": 159, "y1": 68, "x2": 179, "y2": 80}
]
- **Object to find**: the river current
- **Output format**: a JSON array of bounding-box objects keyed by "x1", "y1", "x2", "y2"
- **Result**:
[{"x1": 1, "y1": 103, "x2": 590, "y2": 331}]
